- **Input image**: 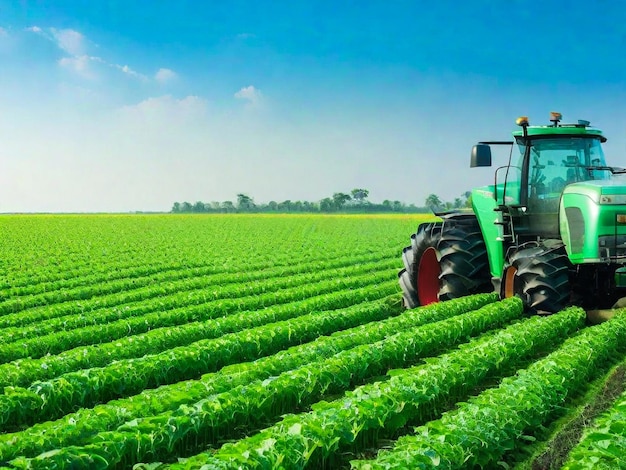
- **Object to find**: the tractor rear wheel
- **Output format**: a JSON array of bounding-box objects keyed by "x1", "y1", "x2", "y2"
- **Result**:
[
  {"x1": 501, "y1": 243, "x2": 571, "y2": 313},
  {"x1": 438, "y1": 216, "x2": 492, "y2": 301},
  {"x1": 399, "y1": 222, "x2": 442, "y2": 308},
  {"x1": 399, "y1": 215, "x2": 491, "y2": 308}
]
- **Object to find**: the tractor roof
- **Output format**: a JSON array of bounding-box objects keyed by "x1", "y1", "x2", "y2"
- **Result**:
[{"x1": 512, "y1": 120, "x2": 606, "y2": 142}]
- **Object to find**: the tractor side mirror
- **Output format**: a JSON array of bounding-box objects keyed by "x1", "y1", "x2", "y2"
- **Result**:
[{"x1": 471, "y1": 144, "x2": 492, "y2": 167}]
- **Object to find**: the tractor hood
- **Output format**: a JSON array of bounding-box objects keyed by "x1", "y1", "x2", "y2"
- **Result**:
[
  {"x1": 560, "y1": 180, "x2": 626, "y2": 264},
  {"x1": 562, "y1": 180, "x2": 626, "y2": 204}
]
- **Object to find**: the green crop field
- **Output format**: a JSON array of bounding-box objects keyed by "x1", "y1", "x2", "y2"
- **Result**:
[{"x1": 0, "y1": 213, "x2": 625, "y2": 469}]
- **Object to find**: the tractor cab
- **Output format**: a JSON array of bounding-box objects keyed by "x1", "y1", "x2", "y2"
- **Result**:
[
  {"x1": 472, "y1": 113, "x2": 612, "y2": 243},
  {"x1": 511, "y1": 129, "x2": 610, "y2": 241}
]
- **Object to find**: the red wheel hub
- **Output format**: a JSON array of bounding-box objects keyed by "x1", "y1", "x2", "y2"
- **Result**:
[
  {"x1": 417, "y1": 247, "x2": 441, "y2": 305},
  {"x1": 502, "y1": 266, "x2": 518, "y2": 299}
]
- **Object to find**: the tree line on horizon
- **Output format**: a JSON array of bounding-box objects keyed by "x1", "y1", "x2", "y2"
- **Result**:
[{"x1": 171, "y1": 189, "x2": 472, "y2": 214}]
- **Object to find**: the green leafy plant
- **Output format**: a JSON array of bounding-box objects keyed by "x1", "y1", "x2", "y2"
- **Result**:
[
  {"x1": 354, "y1": 310, "x2": 626, "y2": 469},
  {"x1": 147, "y1": 302, "x2": 584, "y2": 470},
  {"x1": 0, "y1": 294, "x2": 495, "y2": 462}
]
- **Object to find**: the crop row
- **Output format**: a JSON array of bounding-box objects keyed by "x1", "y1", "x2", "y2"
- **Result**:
[
  {"x1": 4, "y1": 296, "x2": 517, "y2": 468},
  {"x1": 0, "y1": 260, "x2": 397, "y2": 340},
  {"x1": 354, "y1": 311, "x2": 626, "y2": 469},
  {"x1": 0, "y1": 270, "x2": 396, "y2": 385},
  {"x1": 0, "y1": 249, "x2": 397, "y2": 322},
  {"x1": 0, "y1": 245, "x2": 398, "y2": 316},
  {"x1": 144, "y1": 305, "x2": 586, "y2": 469},
  {"x1": 563, "y1": 379, "x2": 626, "y2": 468},
  {"x1": 0, "y1": 291, "x2": 407, "y2": 428},
  {"x1": 0, "y1": 241, "x2": 387, "y2": 301},
  {"x1": 0, "y1": 215, "x2": 417, "y2": 293},
  {"x1": 0, "y1": 279, "x2": 397, "y2": 427},
  {"x1": 0, "y1": 294, "x2": 496, "y2": 462},
  {"x1": 0, "y1": 269, "x2": 397, "y2": 364},
  {"x1": 0, "y1": 259, "x2": 203, "y2": 300}
]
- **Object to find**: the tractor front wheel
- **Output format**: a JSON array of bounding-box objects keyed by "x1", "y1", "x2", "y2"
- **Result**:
[{"x1": 501, "y1": 243, "x2": 571, "y2": 313}]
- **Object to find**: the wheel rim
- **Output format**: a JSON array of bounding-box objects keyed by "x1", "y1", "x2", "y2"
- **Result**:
[
  {"x1": 502, "y1": 266, "x2": 518, "y2": 298},
  {"x1": 417, "y1": 247, "x2": 440, "y2": 305}
]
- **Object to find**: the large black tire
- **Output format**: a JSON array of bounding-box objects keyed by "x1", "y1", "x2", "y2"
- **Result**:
[
  {"x1": 399, "y1": 222, "x2": 442, "y2": 308},
  {"x1": 398, "y1": 215, "x2": 491, "y2": 308},
  {"x1": 438, "y1": 216, "x2": 492, "y2": 301},
  {"x1": 502, "y1": 243, "x2": 571, "y2": 313}
]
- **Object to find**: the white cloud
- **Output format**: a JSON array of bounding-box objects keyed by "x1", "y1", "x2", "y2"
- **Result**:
[
  {"x1": 58, "y1": 55, "x2": 103, "y2": 78},
  {"x1": 234, "y1": 85, "x2": 262, "y2": 104},
  {"x1": 118, "y1": 95, "x2": 208, "y2": 124},
  {"x1": 155, "y1": 68, "x2": 177, "y2": 83},
  {"x1": 114, "y1": 64, "x2": 147, "y2": 80},
  {"x1": 50, "y1": 28, "x2": 85, "y2": 55},
  {"x1": 26, "y1": 26, "x2": 147, "y2": 81},
  {"x1": 23, "y1": 25, "x2": 172, "y2": 85},
  {"x1": 0, "y1": 27, "x2": 8, "y2": 37}
]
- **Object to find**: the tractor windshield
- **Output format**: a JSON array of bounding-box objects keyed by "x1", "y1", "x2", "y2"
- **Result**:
[{"x1": 516, "y1": 136, "x2": 610, "y2": 203}]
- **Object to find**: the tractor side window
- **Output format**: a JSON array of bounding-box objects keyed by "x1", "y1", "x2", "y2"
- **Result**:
[
  {"x1": 527, "y1": 147, "x2": 563, "y2": 201},
  {"x1": 528, "y1": 148, "x2": 567, "y2": 213},
  {"x1": 495, "y1": 166, "x2": 522, "y2": 205},
  {"x1": 586, "y1": 139, "x2": 611, "y2": 181},
  {"x1": 527, "y1": 140, "x2": 572, "y2": 213}
]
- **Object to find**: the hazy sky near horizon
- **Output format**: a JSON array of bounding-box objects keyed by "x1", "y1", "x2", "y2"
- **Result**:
[{"x1": 1, "y1": 1, "x2": 625, "y2": 212}]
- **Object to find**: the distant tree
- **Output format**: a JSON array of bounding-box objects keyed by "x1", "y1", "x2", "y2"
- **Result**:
[
  {"x1": 193, "y1": 201, "x2": 206, "y2": 213},
  {"x1": 453, "y1": 197, "x2": 463, "y2": 209},
  {"x1": 221, "y1": 201, "x2": 235, "y2": 212},
  {"x1": 237, "y1": 193, "x2": 255, "y2": 211},
  {"x1": 332, "y1": 192, "x2": 352, "y2": 209},
  {"x1": 278, "y1": 200, "x2": 292, "y2": 211},
  {"x1": 171, "y1": 191, "x2": 431, "y2": 214},
  {"x1": 461, "y1": 191, "x2": 473, "y2": 209},
  {"x1": 351, "y1": 188, "x2": 369, "y2": 204},
  {"x1": 425, "y1": 194, "x2": 443, "y2": 209},
  {"x1": 320, "y1": 197, "x2": 334, "y2": 212},
  {"x1": 302, "y1": 201, "x2": 315, "y2": 212}
]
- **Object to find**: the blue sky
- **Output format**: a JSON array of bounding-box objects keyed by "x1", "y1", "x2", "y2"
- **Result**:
[{"x1": 1, "y1": 1, "x2": 625, "y2": 212}]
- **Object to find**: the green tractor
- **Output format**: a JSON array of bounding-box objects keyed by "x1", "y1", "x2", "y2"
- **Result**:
[{"x1": 399, "y1": 112, "x2": 626, "y2": 317}]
